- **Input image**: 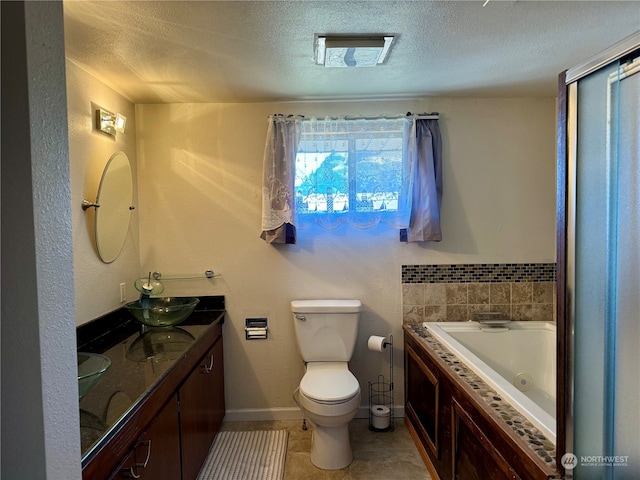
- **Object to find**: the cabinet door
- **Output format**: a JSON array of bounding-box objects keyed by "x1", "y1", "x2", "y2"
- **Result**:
[
  {"x1": 180, "y1": 335, "x2": 225, "y2": 480},
  {"x1": 451, "y1": 398, "x2": 521, "y2": 480},
  {"x1": 111, "y1": 449, "x2": 137, "y2": 480},
  {"x1": 110, "y1": 394, "x2": 181, "y2": 479},
  {"x1": 406, "y1": 344, "x2": 440, "y2": 457},
  {"x1": 211, "y1": 334, "x2": 225, "y2": 434}
]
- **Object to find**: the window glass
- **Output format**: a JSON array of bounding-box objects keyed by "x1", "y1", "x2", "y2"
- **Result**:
[{"x1": 294, "y1": 122, "x2": 407, "y2": 219}]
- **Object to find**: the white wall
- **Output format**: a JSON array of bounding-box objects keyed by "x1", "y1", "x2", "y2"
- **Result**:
[
  {"x1": 66, "y1": 60, "x2": 141, "y2": 325},
  {"x1": 2, "y1": 2, "x2": 81, "y2": 478},
  {"x1": 135, "y1": 97, "x2": 556, "y2": 419}
]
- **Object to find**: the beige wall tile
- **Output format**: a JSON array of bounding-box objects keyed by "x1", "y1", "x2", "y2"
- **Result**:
[
  {"x1": 446, "y1": 305, "x2": 468, "y2": 322},
  {"x1": 512, "y1": 304, "x2": 533, "y2": 321},
  {"x1": 424, "y1": 305, "x2": 446, "y2": 322},
  {"x1": 532, "y1": 304, "x2": 554, "y2": 321},
  {"x1": 468, "y1": 283, "x2": 490, "y2": 304},
  {"x1": 490, "y1": 304, "x2": 511, "y2": 317},
  {"x1": 490, "y1": 283, "x2": 511, "y2": 304},
  {"x1": 512, "y1": 282, "x2": 532, "y2": 304},
  {"x1": 401, "y1": 279, "x2": 557, "y2": 323},
  {"x1": 533, "y1": 282, "x2": 554, "y2": 304},
  {"x1": 445, "y1": 283, "x2": 468, "y2": 305},
  {"x1": 403, "y1": 305, "x2": 423, "y2": 324},
  {"x1": 469, "y1": 304, "x2": 491, "y2": 319},
  {"x1": 424, "y1": 283, "x2": 446, "y2": 305},
  {"x1": 402, "y1": 284, "x2": 424, "y2": 306}
]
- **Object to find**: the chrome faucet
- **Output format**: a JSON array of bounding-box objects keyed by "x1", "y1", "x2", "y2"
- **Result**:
[{"x1": 139, "y1": 272, "x2": 155, "y2": 301}]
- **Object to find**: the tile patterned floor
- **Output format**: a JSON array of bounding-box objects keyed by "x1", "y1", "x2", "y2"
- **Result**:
[{"x1": 220, "y1": 418, "x2": 431, "y2": 480}]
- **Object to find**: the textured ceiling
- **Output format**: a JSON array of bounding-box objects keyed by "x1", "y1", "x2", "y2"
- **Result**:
[{"x1": 63, "y1": 1, "x2": 640, "y2": 103}]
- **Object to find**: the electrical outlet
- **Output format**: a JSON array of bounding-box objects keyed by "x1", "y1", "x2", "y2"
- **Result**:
[{"x1": 119, "y1": 283, "x2": 126, "y2": 302}]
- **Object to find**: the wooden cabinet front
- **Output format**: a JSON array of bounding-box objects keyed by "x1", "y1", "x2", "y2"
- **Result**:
[
  {"x1": 110, "y1": 394, "x2": 181, "y2": 479},
  {"x1": 406, "y1": 344, "x2": 440, "y2": 457},
  {"x1": 405, "y1": 336, "x2": 454, "y2": 480},
  {"x1": 180, "y1": 334, "x2": 225, "y2": 480},
  {"x1": 404, "y1": 329, "x2": 554, "y2": 480},
  {"x1": 451, "y1": 398, "x2": 521, "y2": 480}
]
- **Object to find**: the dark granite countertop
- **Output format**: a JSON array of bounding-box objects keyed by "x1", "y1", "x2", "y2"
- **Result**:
[{"x1": 77, "y1": 296, "x2": 225, "y2": 461}]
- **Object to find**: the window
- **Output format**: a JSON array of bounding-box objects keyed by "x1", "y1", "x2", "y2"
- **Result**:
[
  {"x1": 260, "y1": 113, "x2": 442, "y2": 244},
  {"x1": 293, "y1": 117, "x2": 413, "y2": 230}
]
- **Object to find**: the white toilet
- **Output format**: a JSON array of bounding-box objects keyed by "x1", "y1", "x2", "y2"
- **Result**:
[{"x1": 291, "y1": 299, "x2": 362, "y2": 470}]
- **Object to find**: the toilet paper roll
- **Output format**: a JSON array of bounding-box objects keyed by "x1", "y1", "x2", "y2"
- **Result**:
[
  {"x1": 367, "y1": 335, "x2": 388, "y2": 352},
  {"x1": 371, "y1": 404, "x2": 391, "y2": 429}
]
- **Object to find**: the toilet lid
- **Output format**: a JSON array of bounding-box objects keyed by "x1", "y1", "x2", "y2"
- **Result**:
[{"x1": 300, "y1": 367, "x2": 359, "y2": 403}]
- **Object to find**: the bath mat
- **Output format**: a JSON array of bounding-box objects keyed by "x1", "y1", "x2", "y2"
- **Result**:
[{"x1": 197, "y1": 430, "x2": 288, "y2": 480}]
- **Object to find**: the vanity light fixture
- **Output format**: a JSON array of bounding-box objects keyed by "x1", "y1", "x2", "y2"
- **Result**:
[
  {"x1": 314, "y1": 35, "x2": 394, "y2": 67},
  {"x1": 114, "y1": 113, "x2": 127, "y2": 133},
  {"x1": 96, "y1": 108, "x2": 126, "y2": 136}
]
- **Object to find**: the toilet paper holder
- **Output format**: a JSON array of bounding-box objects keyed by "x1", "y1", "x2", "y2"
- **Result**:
[
  {"x1": 245, "y1": 318, "x2": 268, "y2": 340},
  {"x1": 368, "y1": 334, "x2": 394, "y2": 432}
]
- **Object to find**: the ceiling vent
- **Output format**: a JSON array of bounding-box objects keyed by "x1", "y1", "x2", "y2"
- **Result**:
[{"x1": 314, "y1": 35, "x2": 394, "y2": 67}]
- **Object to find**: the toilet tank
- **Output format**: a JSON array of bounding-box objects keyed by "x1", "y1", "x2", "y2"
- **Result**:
[{"x1": 291, "y1": 300, "x2": 361, "y2": 362}]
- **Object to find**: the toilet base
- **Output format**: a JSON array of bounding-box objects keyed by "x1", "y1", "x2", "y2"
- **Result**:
[
  {"x1": 309, "y1": 422, "x2": 353, "y2": 470},
  {"x1": 292, "y1": 377, "x2": 360, "y2": 471}
]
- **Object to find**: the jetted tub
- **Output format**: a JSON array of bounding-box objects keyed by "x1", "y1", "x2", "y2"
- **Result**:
[{"x1": 423, "y1": 321, "x2": 556, "y2": 443}]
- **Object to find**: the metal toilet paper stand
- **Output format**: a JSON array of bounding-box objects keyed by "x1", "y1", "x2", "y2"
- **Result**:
[{"x1": 368, "y1": 335, "x2": 394, "y2": 431}]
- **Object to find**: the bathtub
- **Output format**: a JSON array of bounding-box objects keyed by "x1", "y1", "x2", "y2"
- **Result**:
[{"x1": 423, "y1": 321, "x2": 556, "y2": 443}]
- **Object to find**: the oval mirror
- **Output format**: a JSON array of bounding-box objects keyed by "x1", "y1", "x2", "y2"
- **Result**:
[{"x1": 94, "y1": 151, "x2": 133, "y2": 263}]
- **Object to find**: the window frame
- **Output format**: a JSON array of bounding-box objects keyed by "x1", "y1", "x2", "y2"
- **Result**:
[{"x1": 293, "y1": 117, "x2": 412, "y2": 227}]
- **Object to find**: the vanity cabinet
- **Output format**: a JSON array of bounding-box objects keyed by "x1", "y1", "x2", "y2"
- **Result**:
[
  {"x1": 81, "y1": 310, "x2": 225, "y2": 480},
  {"x1": 404, "y1": 328, "x2": 556, "y2": 480},
  {"x1": 110, "y1": 394, "x2": 181, "y2": 479},
  {"x1": 180, "y1": 334, "x2": 225, "y2": 480}
]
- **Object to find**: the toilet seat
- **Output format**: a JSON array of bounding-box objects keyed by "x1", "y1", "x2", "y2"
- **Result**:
[{"x1": 300, "y1": 362, "x2": 360, "y2": 404}]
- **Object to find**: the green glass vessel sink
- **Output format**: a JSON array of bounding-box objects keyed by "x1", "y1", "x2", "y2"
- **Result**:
[
  {"x1": 126, "y1": 327, "x2": 195, "y2": 362},
  {"x1": 125, "y1": 297, "x2": 199, "y2": 327},
  {"x1": 78, "y1": 352, "x2": 111, "y2": 400}
]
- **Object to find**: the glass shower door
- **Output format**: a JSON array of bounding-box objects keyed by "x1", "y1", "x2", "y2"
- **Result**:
[
  {"x1": 610, "y1": 56, "x2": 639, "y2": 479},
  {"x1": 570, "y1": 53, "x2": 639, "y2": 479}
]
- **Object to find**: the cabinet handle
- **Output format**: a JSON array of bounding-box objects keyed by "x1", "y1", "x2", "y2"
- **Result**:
[
  {"x1": 121, "y1": 438, "x2": 151, "y2": 477},
  {"x1": 203, "y1": 354, "x2": 214, "y2": 374},
  {"x1": 125, "y1": 466, "x2": 141, "y2": 479},
  {"x1": 136, "y1": 440, "x2": 152, "y2": 469}
]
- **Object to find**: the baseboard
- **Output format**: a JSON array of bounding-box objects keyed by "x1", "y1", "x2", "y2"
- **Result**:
[{"x1": 224, "y1": 405, "x2": 405, "y2": 422}]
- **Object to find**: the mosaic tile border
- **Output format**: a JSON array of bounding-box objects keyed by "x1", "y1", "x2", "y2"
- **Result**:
[
  {"x1": 402, "y1": 263, "x2": 556, "y2": 284},
  {"x1": 406, "y1": 324, "x2": 558, "y2": 474}
]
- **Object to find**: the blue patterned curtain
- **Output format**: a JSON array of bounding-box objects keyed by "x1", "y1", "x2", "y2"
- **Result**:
[{"x1": 403, "y1": 118, "x2": 443, "y2": 242}]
